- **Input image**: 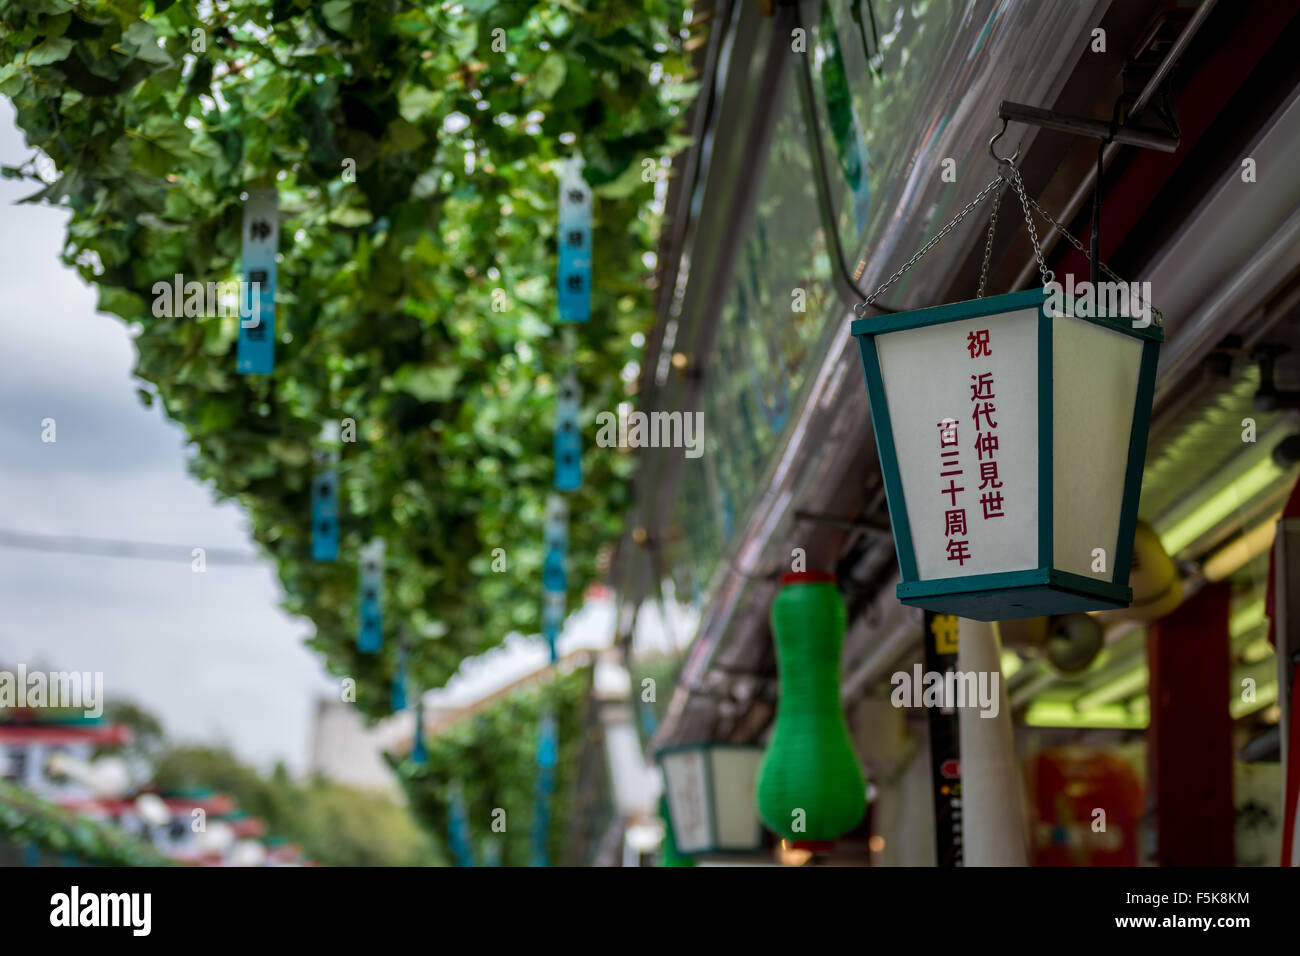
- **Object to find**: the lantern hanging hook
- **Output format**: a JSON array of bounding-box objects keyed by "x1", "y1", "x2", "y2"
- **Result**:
[{"x1": 989, "y1": 117, "x2": 1020, "y2": 166}]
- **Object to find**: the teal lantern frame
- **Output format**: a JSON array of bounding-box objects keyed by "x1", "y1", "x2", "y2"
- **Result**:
[
  {"x1": 655, "y1": 743, "x2": 765, "y2": 856},
  {"x1": 851, "y1": 287, "x2": 1163, "y2": 621}
]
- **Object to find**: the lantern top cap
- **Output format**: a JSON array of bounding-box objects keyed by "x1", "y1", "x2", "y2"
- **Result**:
[
  {"x1": 779, "y1": 571, "x2": 837, "y2": 585},
  {"x1": 850, "y1": 287, "x2": 1163, "y2": 344}
]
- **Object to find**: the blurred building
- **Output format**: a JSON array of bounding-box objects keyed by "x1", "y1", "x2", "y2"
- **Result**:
[
  {"x1": 0, "y1": 708, "x2": 129, "y2": 801},
  {"x1": 308, "y1": 699, "x2": 400, "y2": 796},
  {"x1": 0, "y1": 707, "x2": 298, "y2": 866}
]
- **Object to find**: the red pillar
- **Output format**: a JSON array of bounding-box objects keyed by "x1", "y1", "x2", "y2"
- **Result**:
[{"x1": 1147, "y1": 580, "x2": 1234, "y2": 866}]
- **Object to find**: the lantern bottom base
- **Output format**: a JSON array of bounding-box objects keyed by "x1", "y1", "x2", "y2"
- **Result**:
[
  {"x1": 897, "y1": 568, "x2": 1132, "y2": 621},
  {"x1": 788, "y1": 840, "x2": 836, "y2": 853}
]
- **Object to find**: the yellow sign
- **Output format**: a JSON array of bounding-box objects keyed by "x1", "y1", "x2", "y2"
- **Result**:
[{"x1": 931, "y1": 613, "x2": 959, "y2": 654}]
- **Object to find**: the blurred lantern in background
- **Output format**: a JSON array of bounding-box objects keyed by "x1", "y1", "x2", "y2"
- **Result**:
[
  {"x1": 997, "y1": 612, "x2": 1105, "y2": 675},
  {"x1": 1095, "y1": 520, "x2": 1184, "y2": 626},
  {"x1": 623, "y1": 819, "x2": 665, "y2": 867},
  {"x1": 657, "y1": 744, "x2": 763, "y2": 856},
  {"x1": 45, "y1": 751, "x2": 131, "y2": 799},
  {"x1": 755, "y1": 572, "x2": 866, "y2": 846},
  {"x1": 1045, "y1": 613, "x2": 1105, "y2": 674},
  {"x1": 658, "y1": 796, "x2": 694, "y2": 867},
  {"x1": 852, "y1": 288, "x2": 1163, "y2": 620},
  {"x1": 1031, "y1": 748, "x2": 1141, "y2": 866},
  {"x1": 231, "y1": 839, "x2": 267, "y2": 867},
  {"x1": 134, "y1": 793, "x2": 171, "y2": 829},
  {"x1": 196, "y1": 820, "x2": 235, "y2": 857}
]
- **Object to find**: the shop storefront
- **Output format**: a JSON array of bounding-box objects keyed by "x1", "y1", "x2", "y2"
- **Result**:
[{"x1": 620, "y1": 0, "x2": 1300, "y2": 866}]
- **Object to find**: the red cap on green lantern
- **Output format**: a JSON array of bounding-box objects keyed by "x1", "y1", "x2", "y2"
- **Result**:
[{"x1": 779, "y1": 571, "x2": 837, "y2": 585}]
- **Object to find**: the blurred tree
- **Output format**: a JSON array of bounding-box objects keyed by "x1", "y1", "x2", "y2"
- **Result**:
[
  {"x1": 101, "y1": 698, "x2": 166, "y2": 757},
  {"x1": 0, "y1": 0, "x2": 691, "y2": 715},
  {"x1": 155, "y1": 744, "x2": 441, "y2": 866},
  {"x1": 391, "y1": 665, "x2": 591, "y2": 866}
]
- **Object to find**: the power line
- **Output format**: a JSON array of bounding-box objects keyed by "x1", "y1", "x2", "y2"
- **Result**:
[{"x1": 0, "y1": 528, "x2": 264, "y2": 565}]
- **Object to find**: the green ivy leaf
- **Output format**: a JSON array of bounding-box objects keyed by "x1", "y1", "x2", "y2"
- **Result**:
[
  {"x1": 321, "y1": 0, "x2": 353, "y2": 35},
  {"x1": 393, "y1": 364, "x2": 462, "y2": 403},
  {"x1": 25, "y1": 35, "x2": 73, "y2": 65},
  {"x1": 121, "y1": 21, "x2": 171, "y2": 66},
  {"x1": 592, "y1": 158, "x2": 649, "y2": 200},
  {"x1": 534, "y1": 54, "x2": 566, "y2": 100}
]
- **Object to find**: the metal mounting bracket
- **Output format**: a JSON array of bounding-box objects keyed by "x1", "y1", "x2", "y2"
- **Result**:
[{"x1": 997, "y1": 100, "x2": 1180, "y2": 153}]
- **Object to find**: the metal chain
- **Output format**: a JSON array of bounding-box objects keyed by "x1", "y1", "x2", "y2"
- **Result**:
[
  {"x1": 1020, "y1": 188, "x2": 1164, "y2": 327},
  {"x1": 854, "y1": 173, "x2": 1006, "y2": 317},
  {"x1": 855, "y1": 160, "x2": 1163, "y2": 327},
  {"x1": 977, "y1": 177, "x2": 1008, "y2": 298},
  {"x1": 1005, "y1": 162, "x2": 1054, "y2": 289}
]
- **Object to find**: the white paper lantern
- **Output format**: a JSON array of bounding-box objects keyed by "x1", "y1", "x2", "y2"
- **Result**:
[
  {"x1": 852, "y1": 288, "x2": 1162, "y2": 620},
  {"x1": 657, "y1": 744, "x2": 763, "y2": 855}
]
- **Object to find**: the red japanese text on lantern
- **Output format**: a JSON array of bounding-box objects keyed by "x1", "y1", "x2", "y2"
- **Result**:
[
  {"x1": 968, "y1": 330, "x2": 1005, "y2": 523},
  {"x1": 938, "y1": 417, "x2": 970, "y2": 566}
]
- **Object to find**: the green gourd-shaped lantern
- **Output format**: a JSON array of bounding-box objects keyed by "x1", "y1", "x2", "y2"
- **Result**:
[
  {"x1": 756, "y1": 571, "x2": 866, "y2": 846},
  {"x1": 658, "y1": 796, "x2": 694, "y2": 867}
]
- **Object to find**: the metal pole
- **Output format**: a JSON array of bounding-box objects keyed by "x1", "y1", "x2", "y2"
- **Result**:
[
  {"x1": 956, "y1": 617, "x2": 1029, "y2": 865},
  {"x1": 1008, "y1": 0, "x2": 1217, "y2": 291}
]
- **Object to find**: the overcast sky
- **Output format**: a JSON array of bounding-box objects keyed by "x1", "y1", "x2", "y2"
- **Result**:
[{"x1": 0, "y1": 102, "x2": 338, "y2": 772}]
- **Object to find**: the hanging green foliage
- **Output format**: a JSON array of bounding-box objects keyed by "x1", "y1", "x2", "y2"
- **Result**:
[
  {"x1": 389, "y1": 664, "x2": 591, "y2": 867},
  {"x1": 0, "y1": 0, "x2": 691, "y2": 713},
  {"x1": 0, "y1": 778, "x2": 172, "y2": 866}
]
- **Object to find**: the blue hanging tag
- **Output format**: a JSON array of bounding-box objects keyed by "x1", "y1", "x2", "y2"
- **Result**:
[
  {"x1": 530, "y1": 713, "x2": 558, "y2": 867},
  {"x1": 357, "y1": 538, "x2": 384, "y2": 653},
  {"x1": 542, "y1": 592, "x2": 564, "y2": 663},
  {"x1": 312, "y1": 423, "x2": 341, "y2": 562},
  {"x1": 554, "y1": 372, "x2": 582, "y2": 491},
  {"x1": 448, "y1": 786, "x2": 476, "y2": 867},
  {"x1": 537, "y1": 713, "x2": 558, "y2": 768},
  {"x1": 391, "y1": 654, "x2": 407, "y2": 713},
  {"x1": 542, "y1": 494, "x2": 567, "y2": 663},
  {"x1": 238, "y1": 188, "x2": 278, "y2": 374},
  {"x1": 542, "y1": 493, "x2": 568, "y2": 596},
  {"x1": 311, "y1": 470, "x2": 339, "y2": 563},
  {"x1": 412, "y1": 696, "x2": 427, "y2": 766},
  {"x1": 543, "y1": 494, "x2": 569, "y2": 555},
  {"x1": 557, "y1": 158, "x2": 592, "y2": 322},
  {"x1": 542, "y1": 545, "x2": 567, "y2": 595}
]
